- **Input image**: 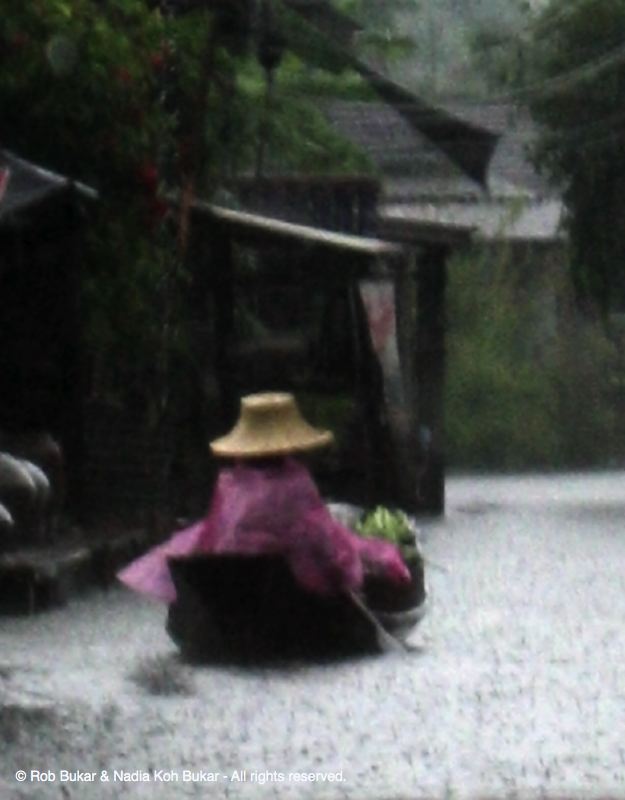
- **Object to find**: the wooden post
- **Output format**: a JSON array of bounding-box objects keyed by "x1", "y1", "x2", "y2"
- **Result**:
[
  {"x1": 349, "y1": 280, "x2": 393, "y2": 506},
  {"x1": 392, "y1": 251, "x2": 420, "y2": 513},
  {"x1": 415, "y1": 243, "x2": 448, "y2": 514},
  {"x1": 211, "y1": 227, "x2": 238, "y2": 429},
  {"x1": 60, "y1": 190, "x2": 88, "y2": 522},
  {"x1": 377, "y1": 216, "x2": 474, "y2": 516}
]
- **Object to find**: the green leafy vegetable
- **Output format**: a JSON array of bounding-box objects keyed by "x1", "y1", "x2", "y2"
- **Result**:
[{"x1": 356, "y1": 506, "x2": 415, "y2": 547}]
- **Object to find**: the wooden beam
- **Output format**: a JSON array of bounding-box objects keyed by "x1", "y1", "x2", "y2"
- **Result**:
[
  {"x1": 378, "y1": 213, "x2": 475, "y2": 247},
  {"x1": 191, "y1": 201, "x2": 405, "y2": 259}
]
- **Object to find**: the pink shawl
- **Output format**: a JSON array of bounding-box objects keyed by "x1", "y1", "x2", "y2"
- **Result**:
[{"x1": 118, "y1": 458, "x2": 409, "y2": 602}]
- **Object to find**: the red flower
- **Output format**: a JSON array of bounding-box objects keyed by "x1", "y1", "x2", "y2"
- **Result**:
[
  {"x1": 147, "y1": 196, "x2": 169, "y2": 230},
  {"x1": 10, "y1": 32, "x2": 29, "y2": 50},
  {"x1": 149, "y1": 51, "x2": 165, "y2": 71},
  {"x1": 115, "y1": 67, "x2": 133, "y2": 86},
  {"x1": 136, "y1": 162, "x2": 159, "y2": 194}
]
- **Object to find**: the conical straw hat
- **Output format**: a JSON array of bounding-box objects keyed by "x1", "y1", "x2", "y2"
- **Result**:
[{"x1": 210, "y1": 392, "x2": 334, "y2": 458}]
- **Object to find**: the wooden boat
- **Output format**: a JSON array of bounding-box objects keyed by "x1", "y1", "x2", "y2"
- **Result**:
[{"x1": 166, "y1": 550, "x2": 426, "y2": 662}]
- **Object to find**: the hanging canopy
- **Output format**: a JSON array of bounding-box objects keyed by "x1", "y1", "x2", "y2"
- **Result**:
[{"x1": 0, "y1": 150, "x2": 96, "y2": 226}]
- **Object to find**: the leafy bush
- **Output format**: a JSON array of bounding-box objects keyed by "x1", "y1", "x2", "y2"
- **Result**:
[
  {"x1": 0, "y1": 1, "x2": 375, "y2": 421},
  {"x1": 446, "y1": 246, "x2": 618, "y2": 469},
  {"x1": 548, "y1": 293, "x2": 617, "y2": 465}
]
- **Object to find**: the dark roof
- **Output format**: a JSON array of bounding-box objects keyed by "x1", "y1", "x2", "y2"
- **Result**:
[
  {"x1": 324, "y1": 100, "x2": 553, "y2": 203},
  {"x1": 322, "y1": 100, "x2": 565, "y2": 242},
  {"x1": 443, "y1": 101, "x2": 551, "y2": 198},
  {"x1": 350, "y1": 65, "x2": 498, "y2": 188},
  {"x1": 379, "y1": 199, "x2": 564, "y2": 243},
  {"x1": 0, "y1": 150, "x2": 96, "y2": 225}
]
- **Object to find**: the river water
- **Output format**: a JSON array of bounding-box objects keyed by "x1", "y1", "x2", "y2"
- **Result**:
[{"x1": 1, "y1": 470, "x2": 625, "y2": 799}]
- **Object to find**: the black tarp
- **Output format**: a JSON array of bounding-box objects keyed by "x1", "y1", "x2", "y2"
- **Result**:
[{"x1": 0, "y1": 150, "x2": 95, "y2": 225}]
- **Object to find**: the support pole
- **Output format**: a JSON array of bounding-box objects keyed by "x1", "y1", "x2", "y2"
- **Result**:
[{"x1": 415, "y1": 244, "x2": 448, "y2": 514}]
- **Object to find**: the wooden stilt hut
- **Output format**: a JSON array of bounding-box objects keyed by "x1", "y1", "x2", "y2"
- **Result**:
[{"x1": 180, "y1": 180, "x2": 473, "y2": 515}]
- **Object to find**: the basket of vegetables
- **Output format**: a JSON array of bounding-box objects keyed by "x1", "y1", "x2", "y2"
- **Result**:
[{"x1": 355, "y1": 506, "x2": 427, "y2": 632}]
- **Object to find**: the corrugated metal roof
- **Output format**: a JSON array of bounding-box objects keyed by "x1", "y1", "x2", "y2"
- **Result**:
[
  {"x1": 324, "y1": 100, "x2": 566, "y2": 243},
  {"x1": 324, "y1": 100, "x2": 555, "y2": 201}
]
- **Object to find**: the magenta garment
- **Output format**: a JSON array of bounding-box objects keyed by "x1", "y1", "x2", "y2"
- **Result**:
[{"x1": 117, "y1": 458, "x2": 410, "y2": 602}]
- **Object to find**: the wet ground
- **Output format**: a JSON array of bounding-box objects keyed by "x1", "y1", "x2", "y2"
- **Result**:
[{"x1": 2, "y1": 471, "x2": 625, "y2": 799}]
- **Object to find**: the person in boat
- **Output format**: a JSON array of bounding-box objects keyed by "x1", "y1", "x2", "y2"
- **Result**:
[{"x1": 117, "y1": 392, "x2": 410, "y2": 603}]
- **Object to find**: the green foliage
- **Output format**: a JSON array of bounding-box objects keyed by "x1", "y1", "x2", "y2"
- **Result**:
[
  {"x1": 356, "y1": 506, "x2": 415, "y2": 548},
  {"x1": 272, "y1": 52, "x2": 374, "y2": 100},
  {"x1": 466, "y1": 26, "x2": 527, "y2": 91},
  {"x1": 446, "y1": 247, "x2": 618, "y2": 469},
  {"x1": 547, "y1": 295, "x2": 618, "y2": 465},
  {"x1": 0, "y1": 0, "x2": 186, "y2": 421},
  {"x1": 382, "y1": 0, "x2": 530, "y2": 96},
  {"x1": 461, "y1": 0, "x2": 532, "y2": 87},
  {"x1": 265, "y1": 93, "x2": 374, "y2": 174},
  {"x1": 0, "y1": 0, "x2": 378, "y2": 422},
  {"x1": 527, "y1": 0, "x2": 625, "y2": 313},
  {"x1": 231, "y1": 55, "x2": 373, "y2": 176},
  {"x1": 356, "y1": 505, "x2": 420, "y2": 566},
  {"x1": 276, "y1": 3, "x2": 353, "y2": 74},
  {"x1": 0, "y1": 0, "x2": 172, "y2": 190},
  {"x1": 446, "y1": 248, "x2": 559, "y2": 468}
]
